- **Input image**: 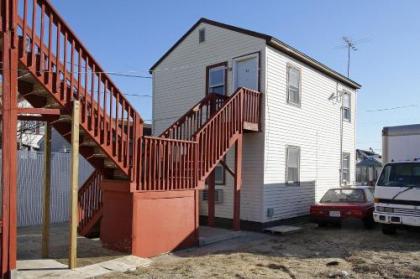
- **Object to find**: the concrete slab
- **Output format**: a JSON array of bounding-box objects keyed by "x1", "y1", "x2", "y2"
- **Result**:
[
  {"x1": 264, "y1": 225, "x2": 302, "y2": 235},
  {"x1": 199, "y1": 226, "x2": 242, "y2": 246},
  {"x1": 17, "y1": 259, "x2": 67, "y2": 270},
  {"x1": 17, "y1": 255, "x2": 152, "y2": 279}
]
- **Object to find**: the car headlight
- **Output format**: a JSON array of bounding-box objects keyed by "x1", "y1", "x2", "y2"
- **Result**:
[{"x1": 376, "y1": 206, "x2": 384, "y2": 212}]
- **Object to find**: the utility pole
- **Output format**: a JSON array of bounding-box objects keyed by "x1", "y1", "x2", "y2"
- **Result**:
[{"x1": 342, "y1": 37, "x2": 357, "y2": 78}]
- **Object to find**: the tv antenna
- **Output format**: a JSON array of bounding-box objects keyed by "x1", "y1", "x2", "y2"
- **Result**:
[{"x1": 336, "y1": 36, "x2": 369, "y2": 78}]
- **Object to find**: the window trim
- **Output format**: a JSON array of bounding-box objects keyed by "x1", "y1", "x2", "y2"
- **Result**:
[
  {"x1": 285, "y1": 145, "x2": 301, "y2": 186},
  {"x1": 342, "y1": 92, "x2": 351, "y2": 122},
  {"x1": 205, "y1": 62, "x2": 228, "y2": 96},
  {"x1": 342, "y1": 152, "x2": 351, "y2": 184},
  {"x1": 286, "y1": 63, "x2": 302, "y2": 107}
]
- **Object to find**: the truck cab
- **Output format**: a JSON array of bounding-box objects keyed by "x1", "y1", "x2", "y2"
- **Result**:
[{"x1": 374, "y1": 161, "x2": 420, "y2": 234}]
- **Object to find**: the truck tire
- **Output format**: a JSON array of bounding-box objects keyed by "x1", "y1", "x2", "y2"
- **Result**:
[{"x1": 382, "y1": 224, "x2": 396, "y2": 235}]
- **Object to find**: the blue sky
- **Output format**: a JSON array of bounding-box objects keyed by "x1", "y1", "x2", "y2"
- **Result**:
[{"x1": 50, "y1": 0, "x2": 420, "y2": 153}]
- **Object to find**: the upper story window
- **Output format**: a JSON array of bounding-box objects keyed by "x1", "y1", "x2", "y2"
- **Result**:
[
  {"x1": 199, "y1": 28, "x2": 206, "y2": 43},
  {"x1": 343, "y1": 93, "x2": 351, "y2": 121},
  {"x1": 286, "y1": 145, "x2": 300, "y2": 185},
  {"x1": 287, "y1": 65, "x2": 301, "y2": 106},
  {"x1": 207, "y1": 63, "x2": 227, "y2": 95}
]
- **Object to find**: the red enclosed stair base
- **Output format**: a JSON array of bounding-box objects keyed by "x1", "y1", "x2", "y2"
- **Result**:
[{"x1": 3, "y1": 0, "x2": 262, "y2": 256}]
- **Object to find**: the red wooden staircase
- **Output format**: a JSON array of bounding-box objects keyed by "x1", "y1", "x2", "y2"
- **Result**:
[{"x1": 6, "y1": 0, "x2": 261, "y2": 238}]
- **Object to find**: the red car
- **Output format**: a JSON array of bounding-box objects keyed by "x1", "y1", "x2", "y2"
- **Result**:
[{"x1": 310, "y1": 186, "x2": 375, "y2": 228}]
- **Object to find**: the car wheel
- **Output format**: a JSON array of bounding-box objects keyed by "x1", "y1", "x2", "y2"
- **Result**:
[
  {"x1": 363, "y1": 216, "x2": 375, "y2": 229},
  {"x1": 382, "y1": 224, "x2": 397, "y2": 235}
]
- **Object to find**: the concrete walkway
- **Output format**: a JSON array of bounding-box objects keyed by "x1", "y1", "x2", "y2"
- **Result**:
[
  {"x1": 17, "y1": 255, "x2": 151, "y2": 278},
  {"x1": 198, "y1": 226, "x2": 243, "y2": 246}
]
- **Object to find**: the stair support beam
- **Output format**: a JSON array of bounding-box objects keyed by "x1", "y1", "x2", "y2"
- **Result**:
[
  {"x1": 207, "y1": 171, "x2": 215, "y2": 227},
  {"x1": 69, "y1": 100, "x2": 80, "y2": 269},
  {"x1": 233, "y1": 136, "x2": 243, "y2": 231},
  {"x1": 1, "y1": 28, "x2": 19, "y2": 279},
  {"x1": 41, "y1": 123, "x2": 52, "y2": 258}
]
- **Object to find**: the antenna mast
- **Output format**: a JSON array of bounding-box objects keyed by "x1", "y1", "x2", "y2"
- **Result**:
[{"x1": 342, "y1": 37, "x2": 358, "y2": 78}]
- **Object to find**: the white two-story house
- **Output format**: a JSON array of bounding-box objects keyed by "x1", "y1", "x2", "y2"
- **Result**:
[{"x1": 149, "y1": 18, "x2": 361, "y2": 229}]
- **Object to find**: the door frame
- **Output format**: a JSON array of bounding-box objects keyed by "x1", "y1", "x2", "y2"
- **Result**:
[{"x1": 232, "y1": 51, "x2": 261, "y2": 92}]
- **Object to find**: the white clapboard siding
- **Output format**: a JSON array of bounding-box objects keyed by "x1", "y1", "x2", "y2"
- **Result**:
[
  {"x1": 152, "y1": 22, "x2": 357, "y2": 224},
  {"x1": 153, "y1": 22, "x2": 267, "y2": 223},
  {"x1": 263, "y1": 46, "x2": 356, "y2": 222},
  {"x1": 15, "y1": 151, "x2": 94, "y2": 227}
]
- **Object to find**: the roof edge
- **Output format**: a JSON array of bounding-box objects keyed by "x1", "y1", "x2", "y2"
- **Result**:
[
  {"x1": 149, "y1": 18, "x2": 361, "y2": 90},
  {"x1": 267, "y1": 39, "x2": 361, "y2": 89}
]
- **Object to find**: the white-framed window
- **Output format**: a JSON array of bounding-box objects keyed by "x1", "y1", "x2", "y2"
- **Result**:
[
  {"x1": 199, "y1": 28, "x2": 205, "y2": 43},
  {"x1": 286, "y1": 146, "x2": 300, "y2": 185},
  {"x1": 214, "y1": 164, "x2": 225, "y2": 185},
  {"x1": 207, "y1": 63, "x2": 227, "y2": 95},
  {"x1": 202, "y1": 189, "x2": 223, "y2": 203},
  {"x1": 343, "y1": 93, "x2": 351, "y2": 121},
  {"x1": 287, "y1": 65, "x2": 301, "y2": 106},
  {"x1": 342, "y1": 152, "x2": 351, "y2": 184}
]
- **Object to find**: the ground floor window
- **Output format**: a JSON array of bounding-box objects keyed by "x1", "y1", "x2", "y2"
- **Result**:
[
  {"x1": 286, "y1": 145, "x2": 300, "y2": 185},
  {"x1": 342, "y1": 153, "x2": 351, "y2": 184}
]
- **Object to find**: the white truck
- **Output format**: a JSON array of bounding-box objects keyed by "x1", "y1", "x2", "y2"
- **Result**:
[{"x1": 374, "y1": 124, "x2": 420, "y2": 234}]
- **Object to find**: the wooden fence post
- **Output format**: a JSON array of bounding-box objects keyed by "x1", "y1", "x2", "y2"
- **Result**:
[
  {"x1": 42, "y1": 123, "x2": 52, "y2": 258},
  {"x1": 69, "y1": 100, "x2": 80, "y2": 269}
]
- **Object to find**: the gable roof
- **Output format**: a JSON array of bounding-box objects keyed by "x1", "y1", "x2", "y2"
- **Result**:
[{"x1": 149, "y1": 18, "x2": 361, "y2": 90}]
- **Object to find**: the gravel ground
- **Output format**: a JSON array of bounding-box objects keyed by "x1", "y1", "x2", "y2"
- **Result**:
[{"x1": 101, "y1": 221, "x2": 420, "y2": 279}]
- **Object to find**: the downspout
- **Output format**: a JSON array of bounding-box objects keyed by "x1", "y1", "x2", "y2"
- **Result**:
[{"x1": 338, "y1": 82, "x2": 344, "y2": 186}]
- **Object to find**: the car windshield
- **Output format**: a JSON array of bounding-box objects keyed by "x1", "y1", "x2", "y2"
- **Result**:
[
  {"x1": 320, "y1": 189, "x2": 366, "y2": 203},
  {"x1": 377, "y1": 163, "x2": 420, "y2": 187}
]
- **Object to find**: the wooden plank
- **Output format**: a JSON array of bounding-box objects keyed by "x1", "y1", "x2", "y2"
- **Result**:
[
  {"x1": 69, "y1": 100, "x2": 80, "y2": 269},
  {"x1": 42, "y1": 124, "x2": 52, "y2": 258}
]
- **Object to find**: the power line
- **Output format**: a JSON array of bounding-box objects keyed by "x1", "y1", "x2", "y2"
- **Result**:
[{"x1": 365, "y1": 104, "x2": 418, "y2": 112}]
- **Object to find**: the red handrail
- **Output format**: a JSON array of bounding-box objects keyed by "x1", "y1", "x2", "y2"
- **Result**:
[
  {"x1": 78, "y1": 169, "x2": 103, "y2": 231},
  {"x1": 16, "y1": 0, "x2": 143, "y2": 178},
  {"x1": 137, "y1": 88, "x2": 261, "y2": 191},
  {"x1": 140, "y1": 136, "x2": 198, "y2": 191},
  {"x1": 159, "y1": 93, "x2": 228, "y2": 140}
]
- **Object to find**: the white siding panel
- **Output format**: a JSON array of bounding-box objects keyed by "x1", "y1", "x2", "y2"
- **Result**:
[
  {"x1": 263, "y1": 46, "x2": 356, "y2": 222},
  {"x1": 152, "y1": 23, "x2": 266, "y2": 222}
]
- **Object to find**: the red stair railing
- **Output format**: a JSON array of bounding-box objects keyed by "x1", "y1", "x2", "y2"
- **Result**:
[
  {"x1": 78, "y1": 169, "x2": 103, "y2": 234},
  {"x1": 137, "y1": 88, "x2": 261, "y2": 191},
  {"x1": 16, "y1": 0, "x2": 143, "y2": 178},
  {"x1": 140, "y1": 136, "x2": 198, "y2": 191},
  {"x1": 159, "y1": 93, "x2": 228, "y2": 140}
]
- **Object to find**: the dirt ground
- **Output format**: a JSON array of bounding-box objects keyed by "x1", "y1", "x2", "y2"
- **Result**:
[{"x1": 101, "y1": 221, "x2": 420, "y2": 279}]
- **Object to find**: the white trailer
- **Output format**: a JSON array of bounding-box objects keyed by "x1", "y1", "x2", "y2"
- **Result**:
[
  {"x1": 374, "y1": 124, "x2": 420, "y2": 234},
  {"x1": 382, "y1": 124, "x2": 420, "y2": 164}
]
